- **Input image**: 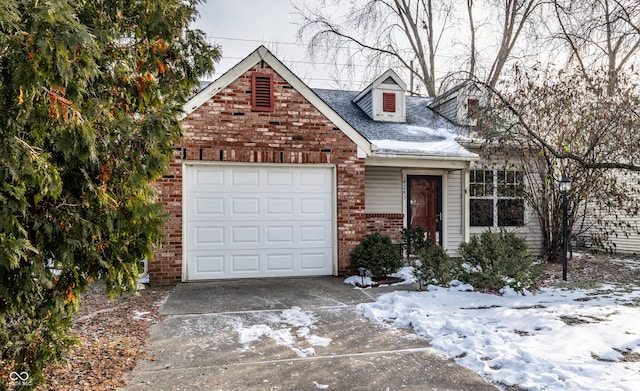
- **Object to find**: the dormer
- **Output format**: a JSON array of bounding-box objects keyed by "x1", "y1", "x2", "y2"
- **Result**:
[
  {"x1": 353, "y1": 69, "x2": 406, "y2": 123},
  {"x1": 429, "y1": 81, "x2": 485, "y2": 127}
]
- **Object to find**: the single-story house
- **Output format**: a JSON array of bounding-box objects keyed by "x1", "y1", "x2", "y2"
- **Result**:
[{"x1": 151, "y1": 46, "x2": 544, "y2": 282}]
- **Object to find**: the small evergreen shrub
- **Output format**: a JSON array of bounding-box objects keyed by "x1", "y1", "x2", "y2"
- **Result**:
[
  {"x1": 351, "y1": 232, "x2": 404, "y2": 278},
  {"x1": 401, "y1": 226, "x2": 431, "y2": 256},
  {"x1": 458, "y1": 231, "x2": 543, "y2": 294},
  {"x1": 414, "y1": 243, "x2": 461, "y2": 287}
]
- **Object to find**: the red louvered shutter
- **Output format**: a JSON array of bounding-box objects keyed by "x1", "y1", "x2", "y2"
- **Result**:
[
  {"x1": 382, "y1": 92, "x2": 396, "y2": 112},
  {"x1": 252, "y1": 73, "x2": 274, "y2": 111},
  {"x1": 467, "y1": 98, "x2": 479, "y2": 118}
]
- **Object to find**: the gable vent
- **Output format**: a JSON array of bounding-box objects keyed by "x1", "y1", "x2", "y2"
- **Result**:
[
  {"x1": 252, "y1": 73, "x2": 274, "y2": 111},
  {"x1": 382, "y1": 92, "x2": 396, "y2": 113}
]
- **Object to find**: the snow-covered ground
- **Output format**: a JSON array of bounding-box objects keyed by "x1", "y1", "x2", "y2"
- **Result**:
[{"x1": 350, "y1": 263, "x2": 640, "y2": 390}]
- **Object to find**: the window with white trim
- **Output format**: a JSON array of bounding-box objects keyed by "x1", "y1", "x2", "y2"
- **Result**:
[{"x1": 470, "y1": 169, "x2": 524, "y2": 227}]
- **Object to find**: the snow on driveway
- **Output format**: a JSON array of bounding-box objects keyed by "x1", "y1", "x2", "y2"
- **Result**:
[
  {"x1": 357, "y1": 279, "x2": 640, "y2": 390},
  {"x1": 232, "y1": 306, "x2": 332, "y2": 358}
]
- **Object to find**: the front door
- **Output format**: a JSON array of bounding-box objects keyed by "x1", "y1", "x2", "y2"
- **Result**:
[{"x1": 407, "y1": 176, "x2": 442, "y2": 245}]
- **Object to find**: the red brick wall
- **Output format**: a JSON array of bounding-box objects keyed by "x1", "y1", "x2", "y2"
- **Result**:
[
  {"x1": 152, "y1": 64, "x2": 366, "y2": 280},
  {"x1": 366, "y1": 213, "x2": 405, "y2": 243}
]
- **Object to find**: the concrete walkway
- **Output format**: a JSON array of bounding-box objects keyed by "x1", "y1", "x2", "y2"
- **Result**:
[{"x1": 122, "y1": 277, "x2": 498, "y2": 391}]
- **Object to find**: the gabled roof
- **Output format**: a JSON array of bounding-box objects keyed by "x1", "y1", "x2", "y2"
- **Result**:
[
  {"x1": 182, "y1": 46, "x2": 372, "y2": 158},
  {"x1": 352, "y1": 69, "x2": 406, "y2": 104},
  {"x1": 430, "y1": 80, "x2": 483, "y2": 108},
  {"x1": 314, "y1": 89, "x2": 478, "y2": 161}
]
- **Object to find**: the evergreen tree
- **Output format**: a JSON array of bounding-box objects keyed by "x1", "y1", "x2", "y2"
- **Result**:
[{"x1": 0, "y1": 0, "x2": 219, "y2": 388}]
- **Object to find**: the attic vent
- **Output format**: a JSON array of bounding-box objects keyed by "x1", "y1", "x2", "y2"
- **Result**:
[
  {"x1": 382, "y1": 92, "x2": 396, "y2": 112},
  {"x1": 252, "y1": 73, "x2": 274, "y2": 111},
  {"x1": 467, "y1": 98, "x2": 480, "y2": 118}
]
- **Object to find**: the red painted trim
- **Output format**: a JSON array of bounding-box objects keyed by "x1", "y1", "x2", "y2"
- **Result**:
[{"x1": 252, "y1": 73, "x2": 274, "y2": 111}]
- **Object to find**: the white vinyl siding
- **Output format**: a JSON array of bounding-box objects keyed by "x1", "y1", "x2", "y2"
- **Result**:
[
  {"x1": 446, "y1": 170, "x2": 464, "y2": 255},
  {"x1": 365, "y1": 166, "x2": 403, "y2": 213},
  {"x1": 585, "y1": 171, "x2": 640, "y2": 254}
]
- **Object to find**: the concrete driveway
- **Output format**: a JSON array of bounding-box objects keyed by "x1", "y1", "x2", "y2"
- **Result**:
[{"x1": 122, "y1": 277, "x2": 498, "y2": 391}]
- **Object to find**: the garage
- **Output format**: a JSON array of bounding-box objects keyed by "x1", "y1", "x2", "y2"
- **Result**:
[{"x1": 183, "y1": 164, "x2": 335, "y2": 280}]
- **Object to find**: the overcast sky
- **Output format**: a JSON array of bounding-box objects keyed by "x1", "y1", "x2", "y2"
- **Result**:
[{"x1": 191, "y1": 0, "x2": 347, "y2": 89}]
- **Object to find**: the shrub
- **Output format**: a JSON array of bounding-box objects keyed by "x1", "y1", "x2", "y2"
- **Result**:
[
  {"x1": 351, "y1": 233, "x2": 404, "y2": 278},
  {"x1": 458, "y1": 231, "x2": 543, "y2": 294},
  {"x1": 414, "y1": 243, "x2": 461, "y2": 287},
  {"x1": 401, "y1": 226, "x2": 431, "y2": 256}
]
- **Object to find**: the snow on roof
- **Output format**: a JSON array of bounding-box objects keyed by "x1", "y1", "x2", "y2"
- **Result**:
[{"x1": 314, "y1": 88, "x2": 478, "y2": 160}]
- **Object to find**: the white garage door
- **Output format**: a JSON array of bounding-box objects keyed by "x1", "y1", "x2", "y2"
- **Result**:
[{"x1": 184, "y1": 164, "x2": 334, "y2": 280}]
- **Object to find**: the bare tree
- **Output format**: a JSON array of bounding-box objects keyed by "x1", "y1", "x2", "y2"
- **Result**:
[
  {"x1": 467, "y1": 0, "x2": 477, "y2": 77},
  {"x1": 550, "y1": 0, "x2": 640, "y2": 93},
  {"x1": 485, "y1": 0, "x2": 542, "y2": 88},
  {"x1": 296, "y1": 0, "x2": 454, "y2": 95},
  {"x1": 479, "y1": 65, "x2": 640, "y2": 261},
  {"x1": 295, "y1": 0, "x2": 542, "y2": 94}
]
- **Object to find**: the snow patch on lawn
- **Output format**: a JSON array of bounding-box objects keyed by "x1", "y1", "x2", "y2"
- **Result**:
[{"x1": 358, "y1": 283, "x2": 640, "y2": 390}]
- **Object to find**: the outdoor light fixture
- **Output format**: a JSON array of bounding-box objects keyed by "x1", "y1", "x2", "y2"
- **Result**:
[
  {"x1": 416, "y1": 270, "x2": 423, "y2": 291},
  {"x1": 560, "y1": 176, "x2": 572, "y2": 281},
  {"x1": 358, "y1": 267, "x2": 366, "y2": 286}
]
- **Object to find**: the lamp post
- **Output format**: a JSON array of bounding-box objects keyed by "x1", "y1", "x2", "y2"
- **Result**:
[
  {"x1": 560, "y1": 176, "x2": 571, "y2": 281},
  {"x1": 358, "y1": 267, "x2": 366, "y2": 286}
]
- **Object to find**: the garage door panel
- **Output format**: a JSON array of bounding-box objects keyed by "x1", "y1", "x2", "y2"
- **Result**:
[
  {"x1": 300, "y1": 252, "x2": 332, "y2": 271},
  {"x1": 194, "y1": 227, "x2": 224, "y2": 245},
  {"x1": 231, "y1": 254, "x2": 260, "y2": 272},
  {"x1": 194, "y1": 197, "x2": 224, "y2": 216},
  {"x1": 186, "y1": 165, "x2": 334, "y2": 280},
  {"x1": 193, "y1": 255, "x2": 224, "y2": 273},
  {"x1": 230, "y1": 197, "x2": 260, "y2": 215},
  {"x1": 232, "y1": 169, "x2": 260, "y2": 186},
  {"x1": 266, "y1": 226, "x2": 294, "y2": 243},
  {"x1": 231, "y1": 226, "x2": 260, "y2": 244},
  {"x1": 300, "y1": 225, "x2": 330, "y2": 243},
  {"x1": 266, "y1": 254, "x2": 294, "y2": 271},
  {"x1": 300, "y1": 170, "x2": 329, "y2": 187},
  {"x1": 300, "y1": 197, "x2": 330, "y2": 216},
  {"x1": 266, "y1": 198, "x2": 294, "y2": 215},
  {"x1": 194, "y1": 168, "x2": 224, "y2": 186},
  {"x1": 267, "y1": 171, "x2": 294, "y2": 186}
]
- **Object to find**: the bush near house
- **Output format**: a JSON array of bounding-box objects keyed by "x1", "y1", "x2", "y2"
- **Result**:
[
  {"x1": 413, "y1": 242, "x2": 461, "y2": 287},
  {"x1": 351, "y1": 233, "x2": 404, "y2": 278},
  {"x1": 401, "y1": 226, "x2": 430, "y2": 256},
  {"x1": 458, "y1": 231, "x2": 543, "y2": 293}
]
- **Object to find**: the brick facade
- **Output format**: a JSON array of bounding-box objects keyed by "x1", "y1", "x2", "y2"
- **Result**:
[
  {"x1": 152, "y1": 64, "x2": 367, "y2": 281},
  {"x1": 366, "y1": 213, "x2": 405, "y2": 243}
]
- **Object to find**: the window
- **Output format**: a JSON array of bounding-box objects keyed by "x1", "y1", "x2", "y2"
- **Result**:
[
  {"x1": 252, "y1": 73, "x2": 273, "y2": 111},
  {"x1": 382, "y1": 92, "x2": 396, "y2": 112},
  {"x1": 470, "y1": 169, "x2": 524, "y2": 227}
]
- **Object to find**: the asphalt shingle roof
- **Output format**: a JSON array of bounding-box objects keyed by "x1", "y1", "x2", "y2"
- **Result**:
[{"x1": 313, "y1": 89, "x2": 477, "y2": 159}]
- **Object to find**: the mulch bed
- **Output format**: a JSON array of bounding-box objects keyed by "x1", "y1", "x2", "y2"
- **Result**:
[
  {"x1": 36, "y1": 283, "x2": 173, "y2": 391},
  {"x1": 538, "y1": 252, "x2": 640, "y2": 288}
]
